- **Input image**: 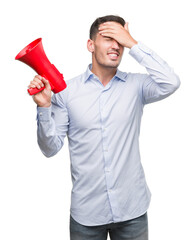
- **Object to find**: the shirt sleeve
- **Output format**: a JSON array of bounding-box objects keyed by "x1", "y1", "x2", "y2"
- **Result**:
[
  {"x1": 36, "y1": 90, "x2": 69, "y2": 157},
  {"x1": 129, "y1": 41, "x2": 181, "y2": 104}
]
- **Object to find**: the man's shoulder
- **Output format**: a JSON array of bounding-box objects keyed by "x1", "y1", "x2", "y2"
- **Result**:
[
  {"x1": 52, "y1": 71, "x2": 86, "y2": 105},
  {"x1": 66, "y1": 71, "x2": 86, "y2": 87},
  {"x1": 118, "y1": 70, "x2": 148, "y2": 82}
]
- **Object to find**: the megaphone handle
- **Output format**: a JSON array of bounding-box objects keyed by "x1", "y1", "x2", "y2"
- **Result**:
[{"x1": 27, "y1": 86, "x2": 45, "y2": 95}]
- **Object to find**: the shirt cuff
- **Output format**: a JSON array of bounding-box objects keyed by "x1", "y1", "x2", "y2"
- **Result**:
[
  {"x1": 129, "y1": 41, "x2": 153, "y2": 63},
  {"x1": 37, "y1": 106, "x2": 52, "y2": 122}
]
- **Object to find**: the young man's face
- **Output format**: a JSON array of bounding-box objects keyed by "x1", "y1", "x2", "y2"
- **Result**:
[{"x1": 90, "y1": 24, "x2": 124, "y2": 69}]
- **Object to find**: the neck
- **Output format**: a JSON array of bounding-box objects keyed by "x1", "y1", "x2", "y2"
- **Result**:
[{"x1": 91, "y1": 62, "x2": 117, "y2": 87}]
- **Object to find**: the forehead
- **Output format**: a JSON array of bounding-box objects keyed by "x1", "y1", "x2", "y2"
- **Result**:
[{"x1": 99, "y1": 21, "x2": 122, "y2": 26}]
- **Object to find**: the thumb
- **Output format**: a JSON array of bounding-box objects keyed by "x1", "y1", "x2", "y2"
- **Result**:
[{"x1": 124, "y1": 22, "x2": 129, "y2": 32}]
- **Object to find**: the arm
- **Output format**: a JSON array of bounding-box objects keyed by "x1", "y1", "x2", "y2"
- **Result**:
[
  {"x1": 99, "y1": 22, "x2": 181, "y2": 104},
  {"x1": 29, "y1": 76, "x2": 69, "y2": 157},
  {"x1": 129, "y1": 42, "x2": 181, "y2": 104}
]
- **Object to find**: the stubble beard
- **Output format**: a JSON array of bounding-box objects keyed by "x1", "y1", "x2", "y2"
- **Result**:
[{"x1": 94, "y1": 54, "x2": 121, "y2": 69}]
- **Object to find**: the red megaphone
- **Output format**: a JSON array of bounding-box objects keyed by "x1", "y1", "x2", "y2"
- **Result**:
[{"x1": 15, "y1": 38, "x2": 67, "y2": 95}]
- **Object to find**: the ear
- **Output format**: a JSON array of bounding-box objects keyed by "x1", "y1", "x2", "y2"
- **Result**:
[{"x1": 87, "y1": 39, "x2": 95, "y2": 53}]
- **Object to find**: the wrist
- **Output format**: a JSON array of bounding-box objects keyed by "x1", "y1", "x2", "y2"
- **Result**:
[
  {"x1": 37, "y1": 102, "x2": 51, "y2": 108},
  {"x1": 127, "y1": 38, "x2": 138, "y2": 49}
]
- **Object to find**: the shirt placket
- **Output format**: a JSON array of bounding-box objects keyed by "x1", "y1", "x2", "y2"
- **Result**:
[{"x1": 99, "y1": 80, "x2": 120, "y2": 222}]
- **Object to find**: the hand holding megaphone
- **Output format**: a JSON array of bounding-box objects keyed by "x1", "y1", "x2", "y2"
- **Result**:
[
  {"x1": 28, "y1": 75, "x2": 52, "y2": 107},
  {"x1": 15, "y1": 38, "x2": 67, "y2": 95}
]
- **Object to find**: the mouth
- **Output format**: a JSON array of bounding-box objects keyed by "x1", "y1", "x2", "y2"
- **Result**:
[{"x1": 107, "y1": 52, "x2": 120, "y2": 60}]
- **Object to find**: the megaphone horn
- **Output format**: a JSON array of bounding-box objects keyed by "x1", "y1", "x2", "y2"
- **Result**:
[{"x1": 15, "y1": 38, "x2": 67, "y2": 95}]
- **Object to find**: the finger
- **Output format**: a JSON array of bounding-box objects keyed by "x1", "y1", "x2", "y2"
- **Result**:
[
  {"x1": 99, "y1": 25, "x2": 114, "y2": 31},
  {"x1": 99, "y1": 24, "x2": 121, "y2": 31},
  {"x1": 28, "y1": 83, "x2": 36, "y2": 88},
  {"x1": 31, "y1": 78, "x2": 44, "y2": 89},
  {"x1": 99, "y1": 30, "x2": 113, "y2": 35},
  {"x1": 99, "y1": 27, "x2": 116, "y2": 34},
  {"x1": 41, "y1": 77, "x2": 51, "y2": 90},
  {"x1": 99, "y1": 32, "x2": 115, "y2": 38},
  {"x1": 33, "y1": 75, "x2": 42, "y2": 81},
  {"x1": 124, "y1": 22, "x2": 129, "y2": 31},
  {"x1": 34, "y1": 77, "x2": 44, "y2": 86}
]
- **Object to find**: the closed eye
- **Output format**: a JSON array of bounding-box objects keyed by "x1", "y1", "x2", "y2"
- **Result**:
[{"x1": 103, "y1": 36, "x2": 112, "y2": 40}]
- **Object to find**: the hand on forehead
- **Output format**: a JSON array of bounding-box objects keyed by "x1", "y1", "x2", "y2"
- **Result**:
[{"x1": 98, "y1": 21, "x2": 137, "y2": 49}]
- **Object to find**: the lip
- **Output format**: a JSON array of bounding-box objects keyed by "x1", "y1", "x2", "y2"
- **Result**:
[
  {"x1": 107, "y1": 52, "x2": 119, "y2": 60},
  {"x1": 107, "y1": 51, "x2": 119, "y2": 56}
]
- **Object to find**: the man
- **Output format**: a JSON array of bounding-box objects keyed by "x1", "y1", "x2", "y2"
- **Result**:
[{"x1": 29, "y1": 15, "x2": 180, "y2": 240}]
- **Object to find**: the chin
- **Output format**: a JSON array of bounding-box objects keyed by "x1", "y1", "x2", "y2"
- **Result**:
[
  {"x1": 107, "y1": 61, "x2": 121, "y2": 68},
  {"x1": 109, "y1": 64, "x2": 119, "y2": 68}
]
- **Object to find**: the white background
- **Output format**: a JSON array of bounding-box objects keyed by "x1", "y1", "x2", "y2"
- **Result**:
[{"x1": 0, "y1": 0, "x2": 195, "y2": 239}]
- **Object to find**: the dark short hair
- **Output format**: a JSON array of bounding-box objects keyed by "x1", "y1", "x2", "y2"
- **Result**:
[{"x1": 89, "y1": 15, "x2": 126, "y2": 40}]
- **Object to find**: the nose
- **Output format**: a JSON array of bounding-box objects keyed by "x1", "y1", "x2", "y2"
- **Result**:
[{"x1": 111, "y1": 40, "x2": 120, "y2": 49}]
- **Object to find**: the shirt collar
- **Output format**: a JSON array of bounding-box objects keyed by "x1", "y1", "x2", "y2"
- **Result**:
[{"x1": 83, "y1": 64, "x2": 128, "y2": 83}]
